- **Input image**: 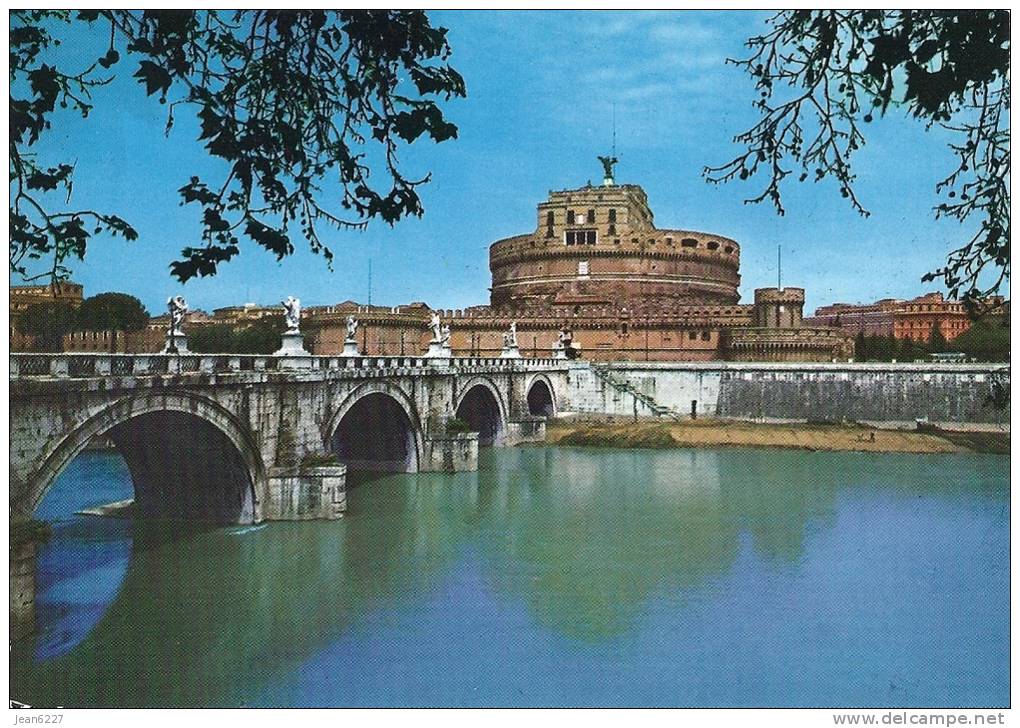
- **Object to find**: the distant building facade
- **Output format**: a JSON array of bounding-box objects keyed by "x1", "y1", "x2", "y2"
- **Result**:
[
  {"x1": 806, "y1": 292, "x2": 1005, "y2": 344},
  {"x1": 9, "y1": 281, "x2": 85, "y2": 352}
]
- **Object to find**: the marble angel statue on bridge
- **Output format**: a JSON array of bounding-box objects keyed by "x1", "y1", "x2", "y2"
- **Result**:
[
  {"x1": 503, "y1": 321, "x2": 518, "y2": 349},
  {"x1": 282, "y1": 296, "x2": 301, "y2": 333},
  {"x1": 429, "y1": 312, "x2": 443, "y2": 343},
  {"x1": 167, "y1": 295, "x2": 188, "y2": 336}
]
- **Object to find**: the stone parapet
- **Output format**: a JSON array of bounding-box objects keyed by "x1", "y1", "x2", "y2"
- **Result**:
[
  {"x1": 726, "y1": 326, "x2": 852, "y2": 362},
  {"x1": 754, "y1": 287, "x2": 805, "y2": 304},
  {"x1": 565, "y1": 360, "x2": 1010, "y2": 426}
]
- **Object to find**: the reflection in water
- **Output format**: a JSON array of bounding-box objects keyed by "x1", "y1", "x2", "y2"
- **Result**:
[{"x1": 11, "y1": 447, "x2": 1008, "y2": 708}]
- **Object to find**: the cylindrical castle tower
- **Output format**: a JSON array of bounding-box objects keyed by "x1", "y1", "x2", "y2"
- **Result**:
[
  {"x1": 752, "y1": 287, "x2": 805, "y2": 328},
  {"x1": 488, "y1": 183, "x2": 741, "y2": 312}
]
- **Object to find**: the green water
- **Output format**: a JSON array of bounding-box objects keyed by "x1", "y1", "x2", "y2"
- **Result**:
[{"x1": 12, "y1": 446, "x2": 1009, "y2": 707}]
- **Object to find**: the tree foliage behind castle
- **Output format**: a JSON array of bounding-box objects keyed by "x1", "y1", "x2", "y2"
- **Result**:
[
  {"x1": 707, "y1": 10, "x2": 1009, "y2": 309},
  {"x1": 852, "y1": 320, "x2": 1009, "y2": 363},
  {"x1": 188, "y1": 316, "x2": 292, "y2": 355},
  {"x1": 75, "y1": 292, "x2": 150, "y2": 332},
  {"x1": 10, "y1": 10, "x2": 465, "y2": 284}
]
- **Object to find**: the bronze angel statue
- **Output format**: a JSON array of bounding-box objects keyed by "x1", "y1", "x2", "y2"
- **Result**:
[{"x1": 598, "y1": 155, "x2": 618, "y2": 180}]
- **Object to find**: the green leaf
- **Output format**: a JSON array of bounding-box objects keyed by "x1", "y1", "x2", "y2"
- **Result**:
[{"x1": 133, "y1": 60, "x2": 173, "y2": 97}]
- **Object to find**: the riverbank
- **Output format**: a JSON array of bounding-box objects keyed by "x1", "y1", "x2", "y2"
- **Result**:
[{"x1": 546, "y1": 418, "x2": 1010, "y2": 455}]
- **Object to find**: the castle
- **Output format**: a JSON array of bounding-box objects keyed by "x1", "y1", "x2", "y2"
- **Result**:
[
  {"x1": 306, "y1": 166, "x2": 851, "y2": 362},
  {"x1": 9, "y1": 164, "x2": 854, "y2": 361}
]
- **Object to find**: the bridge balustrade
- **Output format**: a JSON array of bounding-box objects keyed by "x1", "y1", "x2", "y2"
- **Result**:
[{"x1": 10, "y1": 352, "x2": 564, "y2": 379}]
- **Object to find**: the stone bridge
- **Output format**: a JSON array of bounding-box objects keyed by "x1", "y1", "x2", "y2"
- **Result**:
[{"x1": 10, "y1": 352, "x2": 570, "y2": 527}]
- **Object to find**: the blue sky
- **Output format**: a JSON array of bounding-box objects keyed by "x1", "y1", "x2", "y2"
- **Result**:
[{"x1": 13, "y1": 10, "x2": 1000, "y2": 315}]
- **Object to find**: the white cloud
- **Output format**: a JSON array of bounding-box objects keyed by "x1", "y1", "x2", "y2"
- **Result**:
[
  {"x1": 584, "y1": 11, "x2": 669, "y2": 37},
  {"x1": 647, "y1": 19, "x2": 719, "y2": 45},
  {"x1": 538, "y1": 11, "x2": 751, "y2": 147},
  {"x1": 656, "y1": 49, "x2": 729, "y2": 71}
]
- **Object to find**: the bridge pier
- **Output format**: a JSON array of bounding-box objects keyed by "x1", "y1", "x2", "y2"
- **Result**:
[
  {"x1": 422, "y1": 432, "x2": 479, "y2": 472},
  {"x1": 10, "y1": 529, "x2": 40, "y2": 642},
  {"x1": 264, "y1": 464, "x2": 346, "y2": 520},
  {"x1": 505, "y1": 416, "x2": 547, "y2": 446}
]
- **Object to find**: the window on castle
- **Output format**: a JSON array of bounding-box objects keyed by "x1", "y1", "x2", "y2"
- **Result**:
[
  {"x1": 701, "y1": 331, "x2": 711, "y2": 341},
  {"x1": 688, "y1": 331, "x2": 697, "y2": 340},
  {"x1": 566, "y1": 210, "x2": 575, "y2": 225},
  {"x1": 608, "y1": 224, "x2": 616, "y2": 235},
  {"x1": 608, "y1": 208, "x2": 617, "y2": 223},
  {"x1": 681, "y1": 238, "x2": 698, "y2": 248},
  {"x1": 587, "y1": 208, "x2": 595, "y2": 224},
  {"x1": 707, "y1": 241, "x2": 719, "y2": 251},
  {"x1": 546, "y1": 211, "x2": 554, "y2": 237},
  {"x1": 565, "y1": 229, "x2": 597, "y2": 245}
]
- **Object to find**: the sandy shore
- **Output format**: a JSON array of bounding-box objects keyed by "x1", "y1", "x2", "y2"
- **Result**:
[{"x1": 546, "y1": 419, "x2": 1009, "y2": 455}]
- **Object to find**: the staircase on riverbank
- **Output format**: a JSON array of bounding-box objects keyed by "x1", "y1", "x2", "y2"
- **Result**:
[{"x1": 589, "y1": 363, "x2": 685, "y2": 421}]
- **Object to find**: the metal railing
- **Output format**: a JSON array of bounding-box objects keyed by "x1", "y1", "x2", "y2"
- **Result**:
[{"x1": 9, "y1": 352, "x2": 565, "y2": 379}]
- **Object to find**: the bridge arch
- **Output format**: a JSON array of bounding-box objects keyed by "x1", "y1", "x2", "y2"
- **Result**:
[
  {"x1": 21, "y1": 392, "x2": 268, "y2": 524},
  {"x1": 526, "y1": 374, "x2": 557, "y2": 417},
  {"x1": 455, "y1": 377, "x2": 508, "y2": 446},
  {"x1": 326, "y1": 382, "x2": 425, "y2": 472}
]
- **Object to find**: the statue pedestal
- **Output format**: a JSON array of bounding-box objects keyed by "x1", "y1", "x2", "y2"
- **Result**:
[
  {"x1": 163, "y1": 332, "x2": 189, "y2": 354},
  {"x1": 501, "y1": 344, "x2": 521, "y2": 359},
  {"x1": 340, "y1": 339, "x2": 360, "y2": 357},
  {"x1": 424, "y1": 340, "x2": 451, "y2": 361},
  {"x1": 552, "y1": 344, "x2": 569, "y2": 360},
  {"x1": 275, "y1": 331, "x2": 310, "y2": 357}
]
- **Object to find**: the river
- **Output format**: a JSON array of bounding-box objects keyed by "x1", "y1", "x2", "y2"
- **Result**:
[{"x1": 11, "y1": 446, "x2": 1008, "y2": 707}]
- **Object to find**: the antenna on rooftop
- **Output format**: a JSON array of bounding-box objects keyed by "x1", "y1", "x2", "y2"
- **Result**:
[
  {"x1": 612, "y1": 101, "x2": 617, "y2": 159},
  {"x1": 778, "y1": 244, "x2": 782, "y2": 290},
  {"x1": 599, "y1": 105, "x2": 619, "y2": 188}
]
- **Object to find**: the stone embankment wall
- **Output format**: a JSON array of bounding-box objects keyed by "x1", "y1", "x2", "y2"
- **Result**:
[{"x1": 565, "y1": 362, "x2": 1010, "y2": 427}]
